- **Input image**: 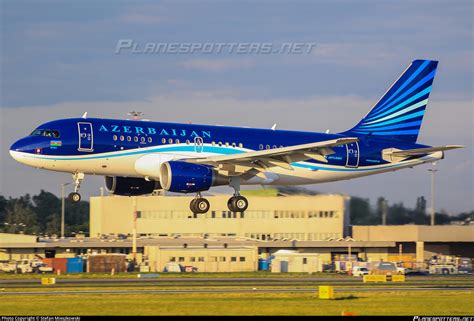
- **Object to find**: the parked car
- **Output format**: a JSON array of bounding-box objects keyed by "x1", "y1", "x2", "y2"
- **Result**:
[
  {"x1": 352, "y1": 266, "x2": 369, "y2": 277},
  {"x1": 429, "y1": 264, "x2": 459, "y2": 275}
]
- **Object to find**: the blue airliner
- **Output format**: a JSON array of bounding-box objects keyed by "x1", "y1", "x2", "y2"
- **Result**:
[{"x1": 10, "y1": 60, "x2": 462, "y2": 214}]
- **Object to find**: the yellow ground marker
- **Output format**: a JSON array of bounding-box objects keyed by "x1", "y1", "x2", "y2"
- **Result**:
[
  {"x1": 318, "y1": 285, "x2": 335, "y2": 299},
  {"x1": 41, "y1": 277, "x2": 56, "y2": 285}
]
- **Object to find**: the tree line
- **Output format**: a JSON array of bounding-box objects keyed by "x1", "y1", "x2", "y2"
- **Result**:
[
  {"x1": 0, "y1": 190, "x2": 89, "y2": 236},
  {"x1": 0, "y1": 189, "x2": 472, "y2": 236}
]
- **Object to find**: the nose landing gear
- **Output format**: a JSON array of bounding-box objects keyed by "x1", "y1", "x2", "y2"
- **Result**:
[{"x1": 68, "y1": 172, "x2": 85, "y2": 203}]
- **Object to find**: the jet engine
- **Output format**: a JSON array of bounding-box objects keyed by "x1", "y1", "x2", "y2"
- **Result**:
[
  {"x1": 159, "y1": 161, "x2": 227, "y2": 193},
  {"x1": 105, "y1": 176, "x2": 161, "y2": 196}
]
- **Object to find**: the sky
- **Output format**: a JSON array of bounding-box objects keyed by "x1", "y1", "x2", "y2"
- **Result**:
[{"x1": 0, "y1": 0, "x2": 473, "y2": 213}]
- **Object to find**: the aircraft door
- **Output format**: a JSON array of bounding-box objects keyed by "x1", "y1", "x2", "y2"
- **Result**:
[
  {"x1": 345, "y1": 141, "x2": 359, "y2": 167},
  {"x1": 78, "y1": 122, "x2": 94, "y2": 152}
]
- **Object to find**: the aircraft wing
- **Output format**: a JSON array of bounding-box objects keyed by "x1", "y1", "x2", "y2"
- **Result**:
[
  {"x1": 382, "y1": 145, "x2": 463, "y2": 162},
  {"x1": 187, "y1": 137, "x2": 358, "y2": 177}
]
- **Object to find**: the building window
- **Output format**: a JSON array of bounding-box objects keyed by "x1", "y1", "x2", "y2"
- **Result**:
[
  {"x1": 198, "y1": 257, "x2": 205, "y2": 262},
  {"x1": 178, "y1": 257, "x2": 185, "y2": 262},
  {"x1": 170, "y1": 257, "x2": 176, "y2": 262},
  {"x1": 231, "y1": 257, "x2": 237, "y2": 262},
  {"x1": 239, "y1": 257, "x2": 246, "y2": 262},
  {"x1": 303, "y1": 258, "x2": 308, "y2": 265},
  {"x1": 220, "y1": 257, "x2": 226, "y2": 262},
  {"x1": 190, "y1": 257, "x2": 196, "y2": 262}
]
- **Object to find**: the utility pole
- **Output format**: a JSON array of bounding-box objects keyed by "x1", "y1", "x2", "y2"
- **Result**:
[
  {"x1": 428, "y1": 163, "x2": 438, "y2": 226},
  {"x1": 132, "y1": 196, "x2": 138, "y2": 262},
  {"x1": 61, "y1": 183, "x2": 71, "y2": 238},
  {"x1": 382, "y1": 199, "x2": 388, "y2": 226}
]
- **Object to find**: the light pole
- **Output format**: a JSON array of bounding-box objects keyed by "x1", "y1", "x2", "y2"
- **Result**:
[
  {"x1": 428, "y1": 163, "x2": 438, "y2": 226},
  {"x1": 61, "y1": 183, "x2": 72, "y2": 238}
]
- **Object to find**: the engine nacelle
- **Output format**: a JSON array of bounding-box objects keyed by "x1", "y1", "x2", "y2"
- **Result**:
[
  {"x1": 159, "y1": 161, "x2": 227, "y2": 193},
  {"x1": 105, "y1": 176, "x2": 161, "y2": 196}
]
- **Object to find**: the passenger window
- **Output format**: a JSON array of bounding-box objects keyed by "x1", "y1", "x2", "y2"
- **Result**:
[
  {"x1": 141, "y1": 137, "x2": 146, "y2": 143},
  {"x1": 113, "y1": 135, "x2": 118, "y2": 141},
  {"x1": 127, "y1": 136, "x2": 132, "y2": 142},
  {"x1": 175, "y1": 139, "x2": 180, "y2": 144},
  {"x1": 162, "y1": 138, "x2": 166, "y2": 144},
  {"x1": 134, "y1": 136, "x2": 139, "y2": 142},
  {"x1": 148, "y1": 137, "x2": 152, "y2": 143},
  {"x1": 168, "y1": 138, "x2": 173, "y2": 144},
  {"x1": 120, "y1": 136, "x2": 125, "y2": 141},
  {"x1": 266, "y1": 145, "x2": 270, "y2": 150},
  {"x1": 212, "y1": 141, "x2": 216, "y2": 146},
  {"x1": 272, "y1": 145, "x2": 277, "y2": 149},
  {"x1": 239, "y1": 143, "x2": 243, "y2": 148},
  {"x1": 186, "y1": 140, "x2": 190, "y2": 145},
  {"x1": 259, "y1": 144, "x2": 263, "y2": 150},
  {"x1": 225, "y1": 142, "x2": 229, "y2": 147},
  {"x1": 218, "y1": 142, "x2": 223, "y2": 146},
  {"x1": 232, "y1": 143, "x2": 236, "y2": 148}
]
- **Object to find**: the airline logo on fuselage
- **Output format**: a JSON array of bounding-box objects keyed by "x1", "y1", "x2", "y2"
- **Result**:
[{"x1": 98, "y1": 124, "x2": 211, "y2": 138}]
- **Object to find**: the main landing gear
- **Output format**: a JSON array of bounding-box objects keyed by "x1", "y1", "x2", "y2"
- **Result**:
[
  {"x1": 188, "y1": 177, "x2": 249, "y2": 215},
  {"x1": 227, "y1": 176, "x2": 249, "y2": 212},
  {"x1": 190, "y1": 193, "x2": 210, "y2": 214},
  {"x1": 68, "y1": 172, "x2": 84, "y2": 203}
]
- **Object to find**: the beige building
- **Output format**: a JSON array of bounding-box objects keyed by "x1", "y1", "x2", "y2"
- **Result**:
[
  {"x1": 353, "y1": 225, "x2": 474, "y2": 263},
  {"x1": 145, "y1": 245, "x2": 258, "y2": 272},
  {"x1": 90, "y1": 194, "x2": 350, "y2": 241}
]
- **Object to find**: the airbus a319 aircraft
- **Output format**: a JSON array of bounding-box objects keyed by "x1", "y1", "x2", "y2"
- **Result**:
[{"x1": 10, "y1": 60, "x2": 462, "y2": 214}]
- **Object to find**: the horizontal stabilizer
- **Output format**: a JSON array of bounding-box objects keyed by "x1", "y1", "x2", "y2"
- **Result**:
[{"x1": 382, "y1": 145, "x2": 463, "y2": 162}]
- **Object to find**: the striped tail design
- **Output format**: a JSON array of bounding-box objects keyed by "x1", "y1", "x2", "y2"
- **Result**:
[{"x1": 344, "y1": 59, "x2": 438, "y2": 143}]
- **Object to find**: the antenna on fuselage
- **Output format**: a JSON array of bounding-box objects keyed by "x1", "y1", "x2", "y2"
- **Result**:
[
  {"x1": 81, "y1": 112, "x2": 88, "y2": 119},
  {"x1": 271, "y1": 124, "x2": 277, "y2": 131}
]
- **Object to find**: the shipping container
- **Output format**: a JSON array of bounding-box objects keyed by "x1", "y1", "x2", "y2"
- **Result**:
[
  {"x1": 67, "y1": 257, "x2": 84, "y2": 273},
  {"x1": 42, "y1": 258, "x2": 67, "y2": 274},
  {"x1": 87, "y1": 254, "x2": 126, "y2": 273}
]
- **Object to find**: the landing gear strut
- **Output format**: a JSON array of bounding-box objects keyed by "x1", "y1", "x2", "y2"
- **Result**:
[
  {"x1": 190, "y1": 193, "x2": 210, "y2": 214},
  {"x1": 227, "y1": 177, "x2": 249, "y2": 212},
  {"x1": 68, "y1": 172, "x2": 84, "y2": 203}
]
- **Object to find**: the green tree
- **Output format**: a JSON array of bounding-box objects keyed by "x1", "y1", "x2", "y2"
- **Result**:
[
  {"x1": 413, "y1": 196, "x2": 428, "y2": 224},
  {"x1": 4, "y1": 200, "x2": 40, "y2": 234},
  {"x1": 350, "y1": 197, "x2": 375, "y2": 225}
]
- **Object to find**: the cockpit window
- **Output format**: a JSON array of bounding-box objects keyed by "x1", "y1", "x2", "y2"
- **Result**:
[{"x1": 30, "y1": 129, "x2": 60, "y2": 138}]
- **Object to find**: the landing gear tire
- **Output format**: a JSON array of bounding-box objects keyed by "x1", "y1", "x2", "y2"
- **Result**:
[
  {"x1": 190, "y1": 198, "x2": 210, "y2": 214},
  {"x1": 69, "y1": 192, "x2": 81, "y2": 203},
  {"x1": 228, "y1": 196, "x2": 248, "y2": 212}
]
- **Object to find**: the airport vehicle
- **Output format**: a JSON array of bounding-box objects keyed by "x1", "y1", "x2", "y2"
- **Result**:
[
  {"x1": 352, "y1": 266, "x2": 369, "y2": 277},
  {"x1": 429, "y1": 264, "x2": 459, "y2": 275},
  {"x1": 9, "y1": 60, "x2": 463, "y2": 214},
  {"x1": 371, "y1": 262, "x2": 398, "y2": 275}
]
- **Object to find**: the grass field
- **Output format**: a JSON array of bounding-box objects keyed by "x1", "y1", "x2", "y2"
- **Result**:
[{"x1": 0, "y1": 291, "x2": 473, "y2": 315}]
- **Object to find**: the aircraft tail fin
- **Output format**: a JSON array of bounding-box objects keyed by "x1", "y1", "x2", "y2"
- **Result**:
[{"x1": 343, "y1": 59, "x2": 439, "y2": 143}]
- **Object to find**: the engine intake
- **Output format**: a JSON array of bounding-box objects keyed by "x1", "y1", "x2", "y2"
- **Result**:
[
  {"x1": 159, "y1": 161, "x2": 226, "y2": 193},
  {"x1": 105, "y1": 176, "x2": 161, "y2": 196}
]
